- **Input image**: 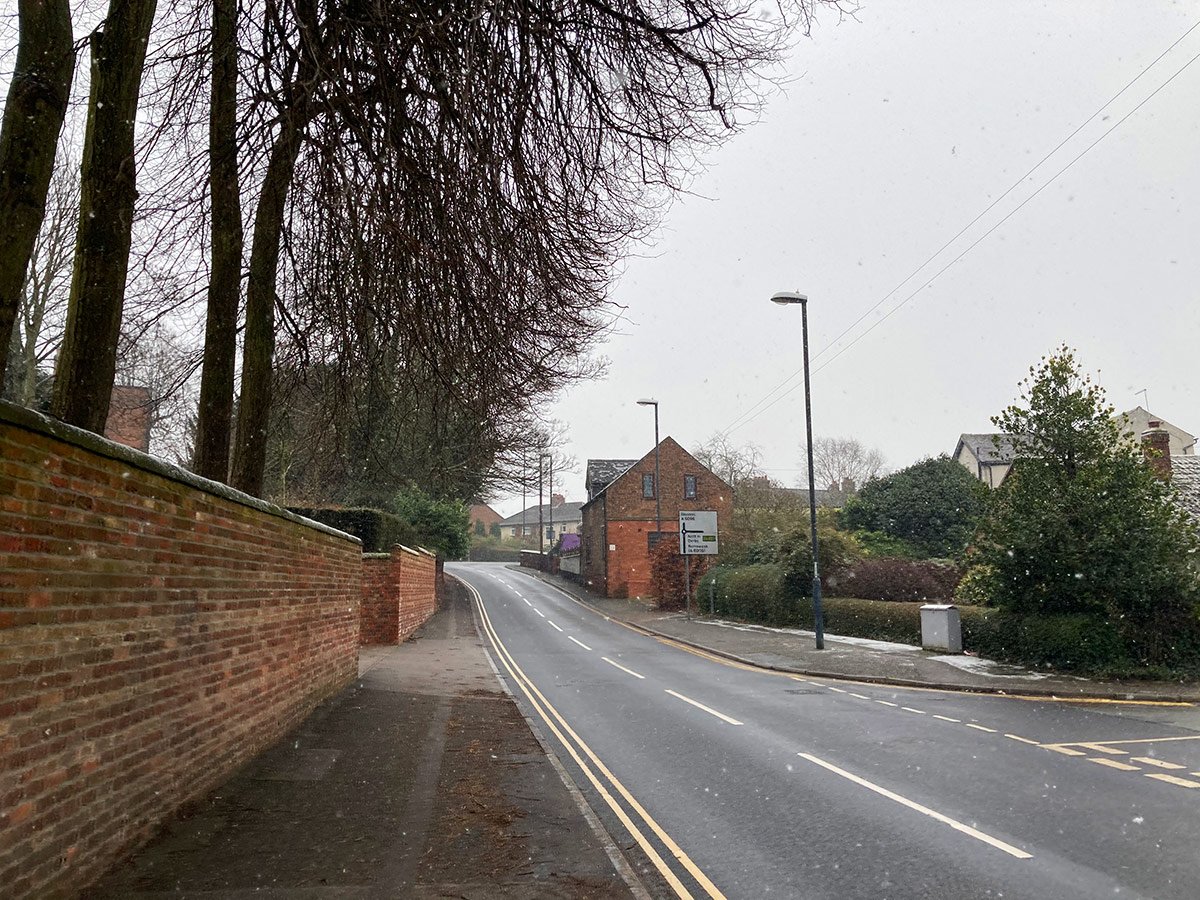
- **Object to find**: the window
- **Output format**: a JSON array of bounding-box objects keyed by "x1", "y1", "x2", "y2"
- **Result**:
[
  {"x1": 642, "y1": 473, "x2": 656, "y2": 499},
  {"x1": 684, "y1": 474, "x2": 697, "y2": 499}
]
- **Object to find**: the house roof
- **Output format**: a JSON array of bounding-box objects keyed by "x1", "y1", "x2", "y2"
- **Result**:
[
  {"x1": 1171, "y1": 456, "x2": 1200, "y2": 525},
  {"x1": 585, "y1": 458, "x2": 638, "y2": 500},
  {"x1": 1119, "y1": 407, "x2": 1196, "y2": 453},
  {"x1": 955, "y1": 433, "x2": 1021, "y2": 465},
  {"x1": 583, "y1": 437, "x2": 733, "y2": 508},
  {"x1": 498, "y1": 501, "x2": 584, "y2": 527}
]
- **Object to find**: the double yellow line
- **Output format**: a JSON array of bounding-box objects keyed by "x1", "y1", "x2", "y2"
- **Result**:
[{"x1": 464, "y1": 577, "x2": 726, "y2": 900}]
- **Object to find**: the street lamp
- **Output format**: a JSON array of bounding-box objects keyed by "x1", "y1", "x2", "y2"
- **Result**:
[
  {"x1": 636, "y1": 399, "x2": 662, "y2": 545},
  {"x1": 538, "y1": 451, "x2": 550, "y2": 555},
  {"x1": 770, "y1": 291, "x2": 825, "y2": 650}
]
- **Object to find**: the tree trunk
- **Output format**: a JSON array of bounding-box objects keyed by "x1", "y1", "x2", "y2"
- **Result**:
[
  {"x1": 51, "y1": 0, "x2": 157, "y2": 433},
  {"x1": 192, "y1": 0, "x2": 242, "y2": 481},
  {"x1": 0, "y1": 0, "x2": 74, "y2": 387},
  {"x1": 230, "y1": 116, "x2": 304, "y2": 496}
]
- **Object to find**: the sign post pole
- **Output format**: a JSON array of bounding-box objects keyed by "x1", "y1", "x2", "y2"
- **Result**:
[{"x1": 684, "y1": 555, "x2": 692, "y2": 619}]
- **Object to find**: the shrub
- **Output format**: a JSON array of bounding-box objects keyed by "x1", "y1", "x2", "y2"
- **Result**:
[
  {"x1": 388, "y1": 488, "x2": 471, "y2": 559},
  {"x1": 841, "y1": 455, "x2": 989, "y2": 559},
  {"x1": 650, "y1": 541, "x2": 711, "y2": 610},
  {"x1": 701, "y1": 565, "x2": 794, "y2": 627},
  {"x1": 954, "y1": 563, "x2": 997, "y2": 605},
  {"x1": 834, "y1": 557, "x2": 961, "y2": 602},
  {"x1": 701, "y1": 564, "x2": 988, "y2": 646},
  {"x1": 850, "y1": 530, "x2": 925, "y2": 560},
  {"x1": 815, "y1": 598, "x2": 924, "y2": 645},
  {"x1": 740, "y1": 520, "x2": 863, "y2": 597},
  {"x1": 288, "y1": 506, "x2": 419, "y2": 553},
  {"x1": 963, "y1": 612, "x2": 1130, "y2": 672}
]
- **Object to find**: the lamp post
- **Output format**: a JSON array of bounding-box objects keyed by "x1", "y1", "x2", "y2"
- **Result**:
[
  {"x1": 548, "y1": 455, "x2": 554, "y2": 547},
  {"x1": 770, "y1": 291, "x2": 825, "y2": 650},
  {"x1": 538, "y1": 451, "x2": 549, "y2": 555},
  {"x1": 636, "y1": 399, "x2": 662, "y2": 545}
]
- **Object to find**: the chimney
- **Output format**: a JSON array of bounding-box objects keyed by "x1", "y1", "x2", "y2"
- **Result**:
[
  {"x1": 841, "y1": 477, "x2": 856, "y2": 494},
  {"x1": 551, "y1": 493, "x2": 565, "y2": 507},
  {"x1": 1142, "y1": 421, "x2": 1172, "y2": 480}
]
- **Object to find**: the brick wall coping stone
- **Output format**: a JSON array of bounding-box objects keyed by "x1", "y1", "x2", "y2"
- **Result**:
[
  {"x1": 417, "y1": 546, "x2": 435, "y2": 556},
  {"x1": 363, "y1": 552, "x2": 392, "y2": 560},
  {"x1": 0, "y1": 398, "x2": 361, "y2": 547},
  {"x1": 399, "y1": 544, "x2": 421, "y2": 556}
]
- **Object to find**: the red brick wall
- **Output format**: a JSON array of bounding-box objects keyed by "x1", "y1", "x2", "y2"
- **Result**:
[
  {"x1": 0, "y1": 401, "x2": 361, "y2": 900},
  {"x1": 395, "y1": 547, "x2": 438, "y2": 641},
  {"x1": 359, "y1": 546, "x2": 439, "y2": 645},
  {"x1": 361, "y1": 554, "x2": 398, "y2": 643},
  {"x1": 586, "y1": 438, "x2": 733, "y2": 599}
]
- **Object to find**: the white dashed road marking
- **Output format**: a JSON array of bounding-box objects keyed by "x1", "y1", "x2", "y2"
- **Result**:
[
  {"x1": 665, "y1": 690, "x2": 744, "y2": 726},
  {"x1": 602, "y1": 657, "x2": 645, "y2": 680}
]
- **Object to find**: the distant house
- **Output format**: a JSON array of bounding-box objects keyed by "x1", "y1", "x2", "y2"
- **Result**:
[
  {"x1": 1118, "y1": 407, "x2": 1195, "y2": 456},
  {"x1": 469, "y1": 503, "x2": 502, "y2": 535},
  {"x1": 737, "y1": 474, "x2": 855, "y2": 509},
  {"x1": 497, "y1": 495, "x2": 583, "y2": 543},
  {"x1": 104, "y1": 385, "x2": 152, "y2": 453},
  {"x1": 581, "y1": 437, "x2": 733, "y2": 599},
  {"x1": 1143, "y1": 422, "x2": 1200, "y2": 529},
  {"x1": 957, "y1": 408, "x2": 1195, "y2": 490},
  {"x1": 953, "y1": 433, "x2": 1020, "y2": 488}
]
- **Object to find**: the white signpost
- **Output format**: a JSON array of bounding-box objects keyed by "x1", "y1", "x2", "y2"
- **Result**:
[
  {"x1": 678, "y1": 510, "x2": 719, "y2": 555},
  {"x1": 679, "y1": 511, "x2": 719, "y2": 617}
]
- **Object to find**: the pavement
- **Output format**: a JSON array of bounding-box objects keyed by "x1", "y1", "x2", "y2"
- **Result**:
[
  {"x1": 85, "y1": 582, "x2": 640, "y2": 899},
  {"x1": 519, "y1": 567, "x2": 1200, "y2": 703}
]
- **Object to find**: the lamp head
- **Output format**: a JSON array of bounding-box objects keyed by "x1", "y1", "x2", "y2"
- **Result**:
[
  {"x1": 636, "y1": 398, "x2": 657, "y2": 406},
  {"x1": 770, "y1": 291, "x2": 808, "y2": 305}
]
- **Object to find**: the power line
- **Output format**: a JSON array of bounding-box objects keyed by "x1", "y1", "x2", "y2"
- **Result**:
[
  {"x1": 723, "y1": 27, "x2": 1200, "y2": 437},
  {"x1": 809, "y1": 45, "x2": 1200, "y2": 379}
]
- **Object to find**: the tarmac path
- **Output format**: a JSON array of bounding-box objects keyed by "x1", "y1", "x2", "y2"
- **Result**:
[{"x1": 450, "y1": 561, "x2": 1200, "y2": 900}]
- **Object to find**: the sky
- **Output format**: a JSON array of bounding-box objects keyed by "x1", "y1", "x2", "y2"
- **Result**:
[{"x1": 492, "y1": 1, "x2": 1200, "y2": 517}]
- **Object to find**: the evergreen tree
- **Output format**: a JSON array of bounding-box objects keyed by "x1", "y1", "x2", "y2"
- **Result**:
[{"x1": 974, "y1": 347, "x2": 1199, "y2": 664}]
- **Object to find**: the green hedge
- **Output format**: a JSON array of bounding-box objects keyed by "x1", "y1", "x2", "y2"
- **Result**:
[
  {"x1": 699, "y1": 564, "x2": 989, "y2": 646},
  {"x1": 288, "y1": 507, "x2": 421, "y2": 554},
  {"x1": 700, "y1": 563, "x2": 1198, "y2": 676}
]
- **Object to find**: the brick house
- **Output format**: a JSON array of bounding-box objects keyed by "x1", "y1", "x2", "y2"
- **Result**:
[
  {"x1": 469, "y1": 503, "x2": 502, "y2": 536},
  {"x1": 581, "y1": 437, "x2": 733, "y2": 598},
  {"x1": 104, "y1": 384, "x2": 152, "y2": 453}
]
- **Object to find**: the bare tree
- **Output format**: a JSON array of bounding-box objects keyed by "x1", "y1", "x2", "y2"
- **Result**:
[
  {"x1": 227, "y1": 0, "x2": 851, "y2": 497},
  {"x1": 802, "y1": 436, "x2": 885, "y2": 492},
  {"x1": 4, "y1": 153, "x2": 78, "y2": 405},
  {"x1": 115, "y1": 319, "x2": 201, "y2": 464},
  {"x1": 53, "y1": 0, "x2": 159, "y2": 432},
  {"x1": 0, "y1": 0, "x2": 75, "y2": 385},
  {"x1": 694, "y1": 433, "x2": 765, "y2": 488},
  {"x1": 192, "y1": 0, "x2": 242, "y2": 480}
]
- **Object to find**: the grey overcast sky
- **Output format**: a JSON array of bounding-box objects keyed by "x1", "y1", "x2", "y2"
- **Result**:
[{"x1": 493, "y1": 2, "x2": 1200, "y2": 516}]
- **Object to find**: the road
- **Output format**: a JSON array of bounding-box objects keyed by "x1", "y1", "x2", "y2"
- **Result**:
[{"x1": 448, "y1": 562, "x2": 1200, "y2": 900}]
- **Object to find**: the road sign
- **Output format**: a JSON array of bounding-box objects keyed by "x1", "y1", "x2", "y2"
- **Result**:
[{"x1": 678, "y1": 510, "x2": 718, "y2": 555}]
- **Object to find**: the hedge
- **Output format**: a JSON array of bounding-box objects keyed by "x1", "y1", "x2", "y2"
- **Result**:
[
  {"x1": 288, "y1": 507, "x2": 421, "y2": 553},
  {"x1": 833, "y1": 557, "x2": 961, "y2": 603},
  {"x1": 699, "y1": 564, "x2": 988, "y2": 646},
  {"x1": 699, "y1": 563, "x2": 1197, "y2": 676}
]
